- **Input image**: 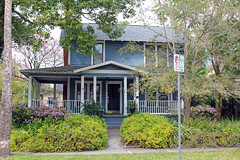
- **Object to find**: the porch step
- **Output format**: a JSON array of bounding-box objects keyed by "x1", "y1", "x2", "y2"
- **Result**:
[{"x1": 103, "y1": 115, "x2": 126, "y2": 129}]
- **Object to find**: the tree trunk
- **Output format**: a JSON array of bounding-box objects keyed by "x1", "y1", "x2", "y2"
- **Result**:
[
  {"x1": 215, "y1": 96, "x2": 223, "y2": 121},
  {"x1": 0, "y1": 0, "x2": 12, "y2": 158},
  {"x1": 183, "y1": 95, "x2": 192, "y2": 121},
  {"x1": 234, "y1": 99, "x2": 238, "y2": 119}
]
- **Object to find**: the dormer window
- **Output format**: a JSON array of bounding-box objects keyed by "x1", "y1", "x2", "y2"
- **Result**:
[{"x1": 92, "y1": 41, "x2": 105, "y2": 65}]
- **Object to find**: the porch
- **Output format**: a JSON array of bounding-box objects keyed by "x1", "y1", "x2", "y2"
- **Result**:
[{"x1": 21, "y1": 61, "x2": 183, "y2": 116}]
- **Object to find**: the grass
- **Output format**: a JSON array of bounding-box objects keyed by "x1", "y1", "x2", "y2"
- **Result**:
[{"x1": 5, "y1": 149, "x2": 240, "y2": 160}]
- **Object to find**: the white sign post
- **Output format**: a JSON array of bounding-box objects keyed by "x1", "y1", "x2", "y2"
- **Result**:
[{"x1": 174, "y1": 54, "x2": 184, "y2": 160}]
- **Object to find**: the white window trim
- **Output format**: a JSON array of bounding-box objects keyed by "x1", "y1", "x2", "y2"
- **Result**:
[
  {"x1": 91, "y1": 41, "x2": 105, "y2": 65},
  {"x1": 75, "y1": 80, "x2": 102, "y2": 102},
  {"x1": 105, "y1": 81, "x2": 123, "y2": 115}
]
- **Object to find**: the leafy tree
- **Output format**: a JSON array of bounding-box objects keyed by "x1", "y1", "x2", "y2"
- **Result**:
[
  {"x1": 121, "y1": 0, "x2": 239, "y2": 121},
  {"x1": 0, "y1": 0, "x2": 142, "y2": 59},
  {"x1": 0, "y1": 0, "x2": 12, "y2": 157},
  {"x1": 151, "y1": 0, "x2": 239, "y2": 120}
]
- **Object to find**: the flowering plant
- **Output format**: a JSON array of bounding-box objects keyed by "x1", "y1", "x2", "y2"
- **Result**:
[
  {"x1": 12, "y1": 103, "x2": 71, "y2": 127},
  {"x1": 190, "y1": 105, "x2": 217, "y2": 121}
]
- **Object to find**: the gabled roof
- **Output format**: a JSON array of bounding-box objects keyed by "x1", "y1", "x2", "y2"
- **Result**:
[
  {"x1": 61, "y1": 23, "x2": 184, "y2": 43},
  {"x1": 74, "y1": 61, "x2": 143, "y2": 73}
]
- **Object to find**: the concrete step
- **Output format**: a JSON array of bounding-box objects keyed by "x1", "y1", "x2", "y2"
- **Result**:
[{"x1": 103, "y1": 115, "x2": 126, "y2": 128}]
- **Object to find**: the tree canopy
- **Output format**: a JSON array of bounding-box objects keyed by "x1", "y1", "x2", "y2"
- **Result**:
[
  {"x1": 121, "y1": 0, "x2": 239, "y2": 120},
  {"x1": 0, "y1": 0, "x2": 142, "y2": 58}
]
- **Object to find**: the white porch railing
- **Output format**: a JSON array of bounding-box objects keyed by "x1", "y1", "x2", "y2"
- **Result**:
[
  {"x1": 31, "y1": 100, "x2": 85, "y2": 114},
  {"x1": 31, "y1": 99, "x2": 182, "y2": 115},
  {"x1": 128, "y1": 100, "x2": 182, "y2": 114}
]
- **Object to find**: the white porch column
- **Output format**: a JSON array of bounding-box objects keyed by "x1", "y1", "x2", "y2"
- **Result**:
[
  {"x1": 67, "y1": 78, "x2": 70, "y2": 111},
  {"x1": 81, "y1": 76, "x2": 85, "y2": 104},
  {"x1": 124, "y1": 77, "x2": 127, "y2": 116},
  {"x1": 136, "y1": 76, "x2": 139, "y2": 109},
  {"x1": 33, "y1": 85, "x2": 36, "y2": 100},
  {"x1": 53, "y1": 83, "x2": 57, "y2": 108},
  {"x1": 28, "y1": 76, "x2": 32, "y2": 107},
  {"x1": 133, "y1": 78, "x2": 136, "y2": 101},
  {"x1": 67, "y1": 78, "x2": 70, "y2": 100},
  {"x1": 93, "y1": 76, "x2": 97, "y2": 102}
]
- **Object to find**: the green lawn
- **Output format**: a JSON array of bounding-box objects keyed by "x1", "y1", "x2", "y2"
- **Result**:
[{"x1": 5, "y1": 149, "x2": 240, "y2": 160}]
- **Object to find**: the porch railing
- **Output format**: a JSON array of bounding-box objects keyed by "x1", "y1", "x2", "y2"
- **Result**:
[
  {"x1": 31, "y1": 99, "x2": 183, "y2": 115},
  {"x1": 128, "y1": 100, "x2": 182, "y2": 114},
  {"x1": 31, "y1": 100, "x2": 85, "y2": 114}
]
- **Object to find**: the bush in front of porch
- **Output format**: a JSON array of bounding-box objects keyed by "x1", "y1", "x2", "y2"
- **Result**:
[
  {"x1": 120, "y1": 113, "x2": 174, "y2": 149},
  {"x1": 11, "y1": 114, "x2": 108, "y2": 152},
  {"x1": 12, "y1": 103, "x2": 70, "y2": 128}
]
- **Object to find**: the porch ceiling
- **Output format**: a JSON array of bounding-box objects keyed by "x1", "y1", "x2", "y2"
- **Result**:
[{"x1": 34, "y1": 77, "x2": 68, "y2": 84}]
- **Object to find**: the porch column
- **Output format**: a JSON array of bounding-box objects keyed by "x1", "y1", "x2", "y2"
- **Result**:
[
  {"x1": 136, "y1": 76, "x2": 139, "y2": 109},
  {"x1": 81, "y1": 76, "x2": 85, "y2": 104},
  {"x1": 33, "y1": 84, "x2": 36, "y2": 100},
  {"x1": 133, "y1": 78, "x2": 136, "y2": 101},
  {"x1": 53, "y1": 84, "x2": 56, "y2": 99},
  {"x1": 54, "y1": 83, "x2": 57, "y2": 108},
  {"x1": 67, "y1": 78, "x2": 70, "y2": 111},
  {"x1": 28, "y1": 76, "x2": 32, "y2": 107},
  {"x1": 93, "y1": 76, "x2": 97, "y2": 102},
  {"x1": 67, "y1": 78, "x2": 70, "y2": 100},
  {"x1": 124, "y1": 77, "x2": 127, "y2": 116}
]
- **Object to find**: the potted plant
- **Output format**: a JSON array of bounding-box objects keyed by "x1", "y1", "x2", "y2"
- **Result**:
[{"x1": 128, "y1": 101, "x2": 137, "y2": 114}]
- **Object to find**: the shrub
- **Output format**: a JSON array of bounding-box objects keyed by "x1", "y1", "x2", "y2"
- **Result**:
[
  {"x1": 190, "y1": 105, "x2": 216, "y2": 121},
  {"x1": 12, "y1": 104, "x2": 70, "y2": 127},
  {"x1": 12, "y1": 103, "x2": 29, "y2": 128},
  {"x1": 170, "y1": 117, "x2": 240, "y2": 148},
  {"x1": 83, "y1": 100, "x2": 104, "y2": 117},
  {"x1": 120, "y1": 113, "x2": 174, "y2": 149},
  {"x1": 11, "y1": 115, "x2": 108, "y2": 152}
]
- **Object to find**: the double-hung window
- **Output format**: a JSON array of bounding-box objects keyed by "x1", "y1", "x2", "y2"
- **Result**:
[
  {"x1": 76, "y1": 82, "x2": 102, "y2": 102},
  {"x1": 92, "y1": 42, "x2": 104, "y2": 65},
  {"x1": 144, "y1": 43, "x2": 168, "y2": 67}
]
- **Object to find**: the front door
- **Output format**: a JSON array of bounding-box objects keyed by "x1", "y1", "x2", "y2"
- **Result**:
[{"x1": 108, "y1": 84, "x2": 120, "y2": 114}]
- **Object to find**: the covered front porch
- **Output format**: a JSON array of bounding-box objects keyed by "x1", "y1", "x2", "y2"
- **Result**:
[{"x1": 21, "y1": 61, "x2": 182, "y2": 115}]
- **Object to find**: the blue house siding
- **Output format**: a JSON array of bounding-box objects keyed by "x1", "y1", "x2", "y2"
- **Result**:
[
  {"x1": 105, "y1": 41, "x2": 144, "y2": 66},
  {"x1": 70, "y1": 44, "x2": 91, "y2": 66}
]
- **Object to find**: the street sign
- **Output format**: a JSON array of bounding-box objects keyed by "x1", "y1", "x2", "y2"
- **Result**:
[
  {"x1": 174, "y1": 54, "x2": 184, "y2": 72},
  {"x1": 173, "y1": 54, "x2": 184, "y2": 160}
]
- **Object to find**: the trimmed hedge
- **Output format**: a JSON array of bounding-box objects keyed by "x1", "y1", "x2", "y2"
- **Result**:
[
  {"x1": 11, "y1": 115, "x2": 108, "y2": 152},
  {"x1": 120, "y1": 113, "x2": 174, "y2": 149}
]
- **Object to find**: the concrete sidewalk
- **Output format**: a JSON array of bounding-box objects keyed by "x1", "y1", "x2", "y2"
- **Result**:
[{"x1": 13, "y1": 129, "x2": 240, "y2": 155}]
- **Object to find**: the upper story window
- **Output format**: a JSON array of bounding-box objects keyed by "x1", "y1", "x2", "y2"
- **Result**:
[
  {"x1": 92, "y1": 42, "x2": 105, "y2": 65},
  {"x1": 144, "y1": 43, "x2": 169, "y2": 67}
]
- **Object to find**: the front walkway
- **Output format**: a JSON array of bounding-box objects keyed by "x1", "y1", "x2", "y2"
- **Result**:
[{"x1": 13, "y1": 129, "x2": 239, "y2": 155}]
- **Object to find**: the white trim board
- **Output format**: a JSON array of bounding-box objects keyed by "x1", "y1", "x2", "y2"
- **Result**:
[
  {"x1": 74, "y1": 60, "x2": 144, "y2": 73},
  {"x1": 82, "y1": 69, "x2": 134, "y2": 74}
]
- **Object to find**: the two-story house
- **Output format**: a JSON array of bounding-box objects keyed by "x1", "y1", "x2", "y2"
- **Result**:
[{"x1": 21, "y1": 23, "x2": 183, "y2": 116}]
